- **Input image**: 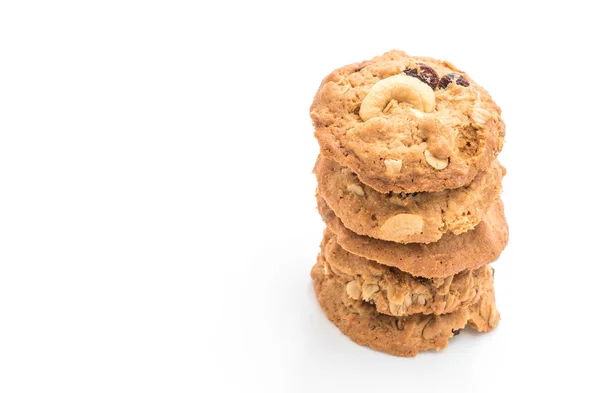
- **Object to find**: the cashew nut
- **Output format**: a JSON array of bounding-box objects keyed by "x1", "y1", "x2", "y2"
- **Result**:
[{"x1": 359, "y1": 74, "x2": 435, "y2": 121}]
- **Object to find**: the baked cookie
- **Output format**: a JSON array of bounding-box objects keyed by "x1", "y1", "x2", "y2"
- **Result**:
[
  {"x1": 317, "y1": 196, "x2": 508, "y2": 278},
  {"x1": 310, "y1": 50, "x2": 505, "y2": 193},
  {"x1": 311, "y1": 261, "x2": 500, "y2": 357},
  {"x1": 319, "y1": 230, "x2": 493, "y2": 317},
  {"x1": 315, "y1": 155, "x2": 504, "y2": 243}
]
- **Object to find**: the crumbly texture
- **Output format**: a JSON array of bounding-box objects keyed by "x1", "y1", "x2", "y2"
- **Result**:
[
  {"x1": 319, "y1": 231, "x2": 493, "y2": 317},
  {"x1": 310, "y1": 50, "x2": 505, "y2": 193},
  {"x1": 311, "y1": 261, "x2": 499, "y2": 357},
  {"x1": 317, "y1": 197, "x2": 508, "y2": 278},
  {"x1": 315, "y1": 155, "x2": 504, "y2": 243}
]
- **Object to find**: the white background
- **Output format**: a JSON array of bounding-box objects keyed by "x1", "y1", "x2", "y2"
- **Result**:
[{"x1": 1, "y1": 1, "x2": 599, "y2": 392}]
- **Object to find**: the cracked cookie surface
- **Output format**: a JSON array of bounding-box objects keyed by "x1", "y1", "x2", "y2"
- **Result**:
[
  {"x1": 310, "y1": 50, "x2": 505, "y2": 193},
  {"x1": 311, "y1": 260, "x2": 499, "y2": 357},
  {"x1": 317, "y1": 196, "x2": 508, "y2": 278},
  {"x1": 315, "y1": 155, "x2": 504, "y2": 243},
  {"x1": 319, "y1": 230, "x2": 493, "y2": 317}
]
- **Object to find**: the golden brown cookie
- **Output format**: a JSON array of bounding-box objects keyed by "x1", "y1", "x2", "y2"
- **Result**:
[
  {"x1": 319, "y1": 230, "x2": 493, "y2": 317},
  {"x1": 310, "y1": 50, "x2": 505, "y2": 193},
  {"x1": 317, "y1": 196, "x2": 508, "y2": 278},
  {"x1": 315, "y1": 155, "x2": 504, "y2": 243},
  {"x1": 311, "y1": 261, "x2": 500, "y2": 357}
]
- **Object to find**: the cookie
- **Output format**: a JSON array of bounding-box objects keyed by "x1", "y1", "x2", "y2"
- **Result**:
[
  {"x1": 310, "y1": 50, "x2": 505, "y2": 193},
  {"x1": 315, "y1": 155, "x2": 504, "y2": 243},
  {"x1": 311, "y1": 261, "x2": 500, "y2": 357},
  {"x1": 319, "y1": 230, "x2": 493, "y2": 317},
  {"x1": 317, "y1": 196, "x2": 508, "y2": 278}
]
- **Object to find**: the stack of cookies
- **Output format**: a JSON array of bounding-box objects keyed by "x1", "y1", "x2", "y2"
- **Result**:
[{"x1": 309, "y1": 50, "x2": 508, "y2": 357}]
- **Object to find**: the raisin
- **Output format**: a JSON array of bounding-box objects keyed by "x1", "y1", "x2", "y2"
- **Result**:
[
  {"x1": 403, "y1": 63, "x2": 440, "y2": 89},
  {"x1": 452, "y1": 329, "x2": 461, "y2": 336},
  {"x1": 439, "y1": 73, "x2": 470, "y2": 89}
]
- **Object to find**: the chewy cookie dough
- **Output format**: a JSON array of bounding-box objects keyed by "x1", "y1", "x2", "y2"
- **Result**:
[
  {"x1": 315, "y1": 155, "x2": 504, "y2": 243},
  {"x1": 311, "y1": 261, "x2": 500, "y2": 357},
  {"x1": 319, "y1": 230, "x2": 494, "y2": 317},
  {"x1": 310, "y1": 50, "x2": 505, "y2": 193},
  {"x1": 309, "y1": 49, "x2": 508, "y2": 357},
  {"x1": 317, "y1": 196, "x2": 508, "y2": 278}
]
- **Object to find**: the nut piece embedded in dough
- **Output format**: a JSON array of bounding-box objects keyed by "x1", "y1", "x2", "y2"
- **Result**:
[
  {"x1": 359, "y1": 74, "x2": 435, "y2": 121},
  {"x1": 424, "y1": 150, "x2": 449, "y2": 170},
  {"x1": 345, "y1": 280, "x2": 361, "y2": 300},
  {"x1": 384, "y1": 159, "x2": 403, "y2": 175},
  {"x1": 378, "y1": 213, "x2": 424, "y2": 240},
  {"x1": 362, "y1": 284, "x2": 380, "y2": 300},
  {"x1": 471, "y1": 107, "x2": 491, "y2": 128},
  {"x1": 346, "y1": 183, "x2": 365, "y2": 197},
  {"x1": 403, "y1": 294, "x2": 413, "y2": 308},
  {"x1": 389, "y1": 302, "x2": 403, "y2": 316}
]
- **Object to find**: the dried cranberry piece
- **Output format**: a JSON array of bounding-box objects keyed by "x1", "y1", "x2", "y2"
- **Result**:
[
  {"x1": 403, "y1": 63, "x2": 440, "y2": 89},
  {"x1": 439, "y1": 73, "x2": 470, "y2": 89}
]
